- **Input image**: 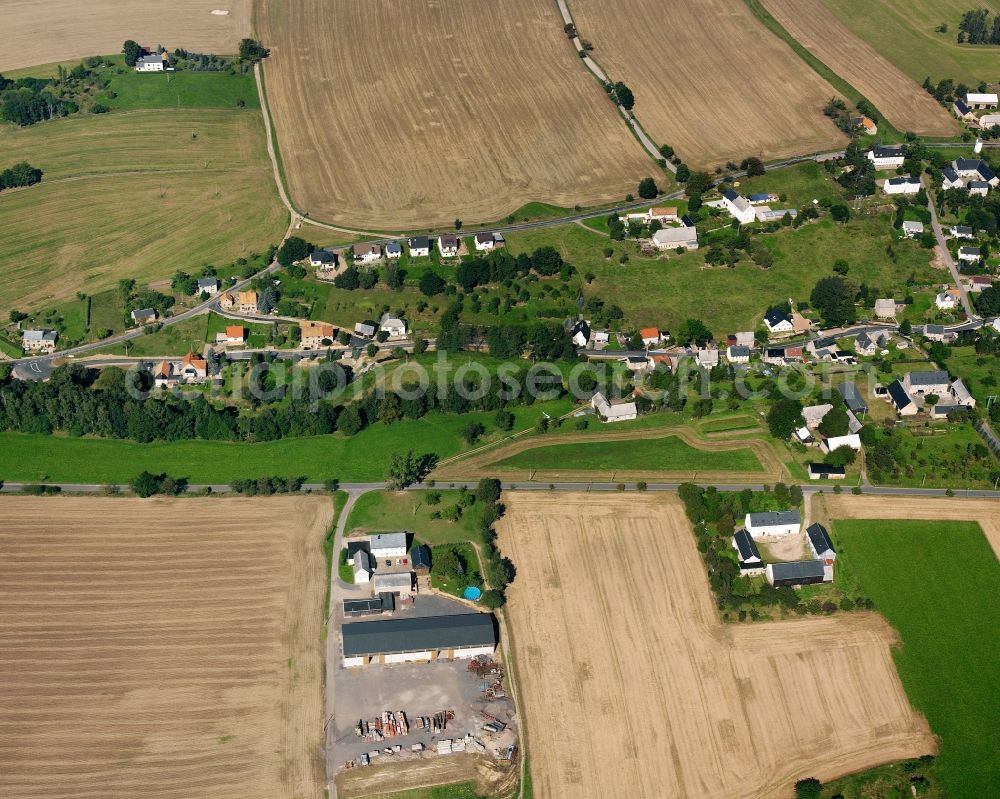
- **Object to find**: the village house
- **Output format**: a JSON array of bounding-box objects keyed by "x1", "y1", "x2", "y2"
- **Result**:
[
  {"x1": 952, "y1": 158, "x2": 999, "y2": 186},
  {"x1": 696, "y1": 347, "x2": 719, "y2": 369},
  {"x1": 624, "y1": 354, "x2": 650, "y2": 372},
  {"x1": 300, "y1": 321, "x2": 335, "y2": 349},
  {"x1": 153, "y1": 360, "x2": 177, "y2": 388},
  {"x1": 953, "y1": 98, "x2": 975, "y2": 120},
  {"x1": 806, "y1": 523, "x2": 837, "y2": 565},
  {"x1": 968, "y1": 180, "x2": 990, "y2": 197},
  {"x1": 965, "y1": 92, "x2": 998, "y2": 110},
  {"x1": 408, "y1": 236, "x2": 431, "y2": 258},
  {"x1": 979, "y1": 113, "x2": 1000, "y2": 129},
  {"x1": 438, "y1": 234, "x2": 460, "y2": 257},
  {"x1": 220, "y1": 325, "x2": 245, "y2": 346},
  {"x1": 745, "y1": 510, "x2": 800, "y2": 538},
  {"x1": 763, "y1": 308, "x2": 793, "y2": 335},
  {"x1": 904, "y1": 370, "x2": 951, "y2": 398},
  {"x1": 639, "y1": 327, "x2": 661, "y2": 347},
  {"x1": 935, "y1": 291, "x2": 959, "y2": 310},
  {"x1": 379, "y1": 313, "x2": 407, "y2": 339},
  {"x1": 180, "y1": 352, "x2": 208, "y2": 381},
  {"x1": 886, "y1": 379, "x2": 917, "y2": 416},
  {"x1": 732, "y1": 529, "x2": 764, "y2": 576},
  {"x1": 867, "y1": 144, "x2": 905, "y2": 169},
  {"x1": 353, "y1": 242, "x2": 382, "y2": 264},
  {"x1": 354, "y1": 321, "x2": 377, "y2": 339},
  {"x1": 370, "y1": 532, "x2": 408, "y2": 558},
  {"x1": 901, "y1": 220, "x2": 924, "y2": 238},
  {"x1": 807, "y1": 463, "x2": 846, "y2": 480},
  {"x1": 135, "y1": 51, "x2": 169, "y2": 72},
  {"x1": 592, "y1": 391, "x2": 637, "y2": 423},
  {"x1": 385, "y1": 242, "x2": 403, "y2": 260},
  {"x1": 592, "y1": 329, "x2": 610, "y2": 348},
  {"x1": 651, "y1": 225, "x2": 699, "y2": 250},
  {"x1": 219, "y1": 292, "x2": 237, "y2": 311},
  {"x1": 883, "y1": 176, "x2": 921, "y2": 195},
  {"x1": 722, "y1": 189, "x2": 756, "y2": 224},
  {"x1": 21, "y1": 329, "x2": 57, "y2": 352},
  {"x1": 949, "y1": 224, "x2": 975, "y2": 239},
  {"x1": 474, "y1": 232, "x2": 498, "y2": 251},
  {"x1": 967, "y1": 275, "x2": 993, "y2": 293},
  {"x1": 958, "y1": 246, "x2": 982, "y2": 263},
  {"x1": 854, "y1": 331, "x2": 879, "y2": 356},
  {"x1": 647, "y1": 206, "x2": 678, "y2": 223},
  {"x1": 197, "y1": 277, "x2": 220, "y2": 295},
  {"x1": 238, "y1": 290, "x2": 258, "y2": 315},
  {"x1": 725, "y1": 345, "x2": 750, "y2": 364},
  {"x1": 130, "y1": 308, "x2": 158, "y2": 326},
  {"x1": 570, "y1": 319, "x2": 591, "y2": 347},
  {"x1": 310, "y1": 249, "x2": 337, "y2": 269}
]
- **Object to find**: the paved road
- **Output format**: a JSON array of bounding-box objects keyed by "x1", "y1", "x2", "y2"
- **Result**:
[{"x1": 926, "y1": 187, "x2": 977, "y2": 320}]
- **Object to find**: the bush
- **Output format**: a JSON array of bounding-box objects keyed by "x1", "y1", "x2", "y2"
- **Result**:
[
  {"x1": 795, "y1": 778, "x2": 822, "y2": 799},
  {"x1": 480, "y1": 589, "x2": 506, "y2": 609}
]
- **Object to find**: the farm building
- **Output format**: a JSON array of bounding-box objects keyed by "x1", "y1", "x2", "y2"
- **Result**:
[
  {"x1": 807, "y1": 463, "x2": 846, "y2": 480},
  {"x1": 651, "y1": 226, "x2": 699, "y2": 250},
  {"x1": 722, "y1": 189, "x2": 756, "y2": 224},
  {"x1": 901, "y1": 220, "x2": 923, "y2": 238},
  {"x1": 953, "y1": 99, "x2": 974, "y2": 120},
  {"x1": 341, "y1": 613, "x2": 497, "y2": 667},
  {"x1": 964, "y1": 93, "x2": 998, "y2": 109},
  {"x1": 135, "y1": 52, "x2": 168, "y2": 72},
  {"x1": 980, "y1": 113, "x2": 1000, "y2": 129},
  {"x1": 343, "y1": 592, "x2": 395, "y2": 617},
  {"x1": 21, "y1": 329, "x2": 57, "y2": 352},
  {"x1": 886, "y1": 379, "x2": 917, "y2": 416},
  {"x1": 372, "y1": 571, "x2": 414, "y2": 597},
  {"x1": 904, "y1": 370, "x2": 950, "y2": 397},
  {"x1": 824, "y1": 434, "x2": 861, "y2": 452},
  {"x1": 806, "y1": 523, "x2": 836, "y2": 564},
  {"x1": 867, "y1": 144, "x2": 904, "y2": 169},
  {"x1": 745, "y1": 510, "x2": 800, "y2": 538},
  {"x1": 370, "y1": 532, "x2": 408, "y2": 558},
  {"x1": 802, "y1": 403, "x2": 832, "y2": 429},
  {"x1": 408, "y1": 236, "x2": 431, "y2": 257},
  {"x1": 765, "y1": 560, "x2": 829, "y2": 588},
  {"x1": 353, "y1": 551, "x2": 374, "y2": 584},
  {"x1": 883, "y1": 176, "x2": 921, "y2": 195},
  {"x1": 592, "y1": 391, "x2": 637, "y2": 423},
  {"x1": 309, "y1": 249, "x2": 336, "y2": 268},
  {"x1": 754, "y1": 206, "x2": 797, "y2": 222},
  {"x1": 837, "y1": 382, "x2": 868, "y2": 415},
  {"x1": 731, "y1": 529, "x2": 764, "y2": 575},
  {"x1": 411, "y1": 545, "x2": 432, "y2": 576}
]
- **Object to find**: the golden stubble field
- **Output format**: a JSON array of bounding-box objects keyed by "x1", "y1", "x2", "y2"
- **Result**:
[
  {"x1": 0, "y1": 495, "x2": 333, "y2": 799},
  {"x1": 761, "y1": 0, "x2": 957, "y2": 136},
  {"x1": 497, "y1": 493, "x2": 934, "y2": 799},
  {"x1": 257, "y1": 0, "x2": 652, "y2": 228},
  {"x1": 1, "y1": 1, "x2": 251, "y2": 72},
  {"x1": 570, "y1": 0, "x2": 847, "y2": 168}
]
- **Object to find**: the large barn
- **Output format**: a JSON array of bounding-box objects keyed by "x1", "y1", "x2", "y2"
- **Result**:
[{"x1": 341, "y1": 613, "x2": 497, "y2": 667}]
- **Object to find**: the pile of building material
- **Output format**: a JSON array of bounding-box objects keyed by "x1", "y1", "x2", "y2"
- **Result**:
[
  {"x1": 437, "y1": 734, "x2": 475, "y2": 755},
  {"x1": 354, "y1": 710, "x2": 410, "y2": 741},
  {"x1": 468, "y1": 655, "x2": 506, "y2": 699}
]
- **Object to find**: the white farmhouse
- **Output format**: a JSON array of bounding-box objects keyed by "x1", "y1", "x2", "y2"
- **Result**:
[
  {"x1": 745, "y1": 510, "x2": 801, "y2": 538},
  {"x1": 352, "y1": 551, "x2": 374, "y2": 584},
  {"x1": 935, "y1": 291, "x2": 958, "y2": 310},
  {"x1": 474, "y1": 232, "x2": 498, "y2": 251},
  {"x1": 883, "y1": 176, "x2": 921, "y2": 195},
  {"x1": 592, "y1": 391, "x2": 637, "y2": 423},
  {"x1": 958, "y1": 246, "x2": 982, "y2": 263},
  {"x1": 22, "y1": 329, "x2": 58, "y2": 352},
  {"x1": 722, "y1": 189, "x2": 756, "y2": 224},
  {"x1": 369, "y1": 532, "x2": 407, "y2": 558},
  {"x1": 732, "y1": 529, "x2": 764, "y2": 576},
  {"x1": 652, "y1": 226, "x2": 698, "y2": 250},
  {"x1": 385, "y1": 242, "x2": 403, "y2": 259},
  {"x1": 379, "y1": 313, "x2": 408, "y2": 339},
  {"x1": 965, "y1": 92, "x2": 998, "y2": 109},
  {"x1": 135, "y1": 52, "x2": 168, "y2": 72},
  {"x1": 867, "y1": 144, "x2": 905, "y2": 169},
  {"x1": 763, "y1": 309, "x2": 793, "y2": 334}
]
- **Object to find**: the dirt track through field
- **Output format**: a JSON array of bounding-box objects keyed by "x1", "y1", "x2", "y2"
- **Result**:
[
  {"x1": 1, "y1": 2, "x2": 251, "y2": 71},
  {"x1": 434, "y1": 425, "x2": 786, "y2": 482},
  {"x1": 817, "y1": 494, "x2": 1000, "y2": 558},
  {"x1": 760, "y1": 0, "x2": 957, "y2": 136},
  {"x1": 497, "y1": 493, "x2": 934, "y2": 799},
  {"x1": 570, "y1": 0, "x2": 846, "y2": 168},
  {"x1": 0, "y1": 496, "x2": 332, "y2": 799},
  {"x1": 257, "y1": 0, "x2": 651, "y2": 228}
]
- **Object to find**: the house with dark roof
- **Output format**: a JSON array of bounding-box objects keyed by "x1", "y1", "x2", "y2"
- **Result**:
[
  {"x1": 411, "y1": 544, "x2": 431, "y2": 576},
  {"x1": 887, "y1": 379, "x2": 916, "y2": 416},
  {"x1": 732, "y1": 529, "x2": 764, "y2": 575},
  {"x1": 766, "y1": 560, "x2": 828, "y2": 587},
  {"x1": 958, "y1": 245, "x2": 982, "y2": 263},
  {"x1": 343, "y1": 592, "x2": 395, "y2": 617},
  {"x1": 949, "y1": 224, "x2": 974, "y2": 239},
  {"x1": 763, "y1": 309, "x2": 793, "y2": 334},
  {"x1": 342, "y1": 613, "x2": 497, "y2": 666},
  {"x1": 807, "y1": 463, "x2": 846, "y2": 480},
  {"x1": 438, "y1": 234, "x2": 460, "y2": 257},
  {"x1": 837, "y1": 381, "x2": 868, "y2": 414},
  {"x1": 867, "y1": 144, "x2": 904, "y2": 169},
  {"x1": 385, "y1": 242, "x2": 403, "y2": 259},
  {"x1": 884, "y1": 176, "x2": 921, "y2": 195},
  {"x1": 904, "y1": 370, "x2": 950, "y2": 396},
  {"x1": 474, "y1": 231, "x2": 498, "y2": 251},
  {"x1": 408, "y1": 236, "x2": 431, "y2": 257},
  {"x1": 806, "y1": 523, "x2": 836, "y2": 564},
  {"x1": 310, "y1": 249, "x2": 336, "y2": 268},
  {"x1": 571, "y1": 318, "x2": 591, "y2": 347},
  {"x1": 952, "y1": 98, "x2": 974, "y2": 120}
]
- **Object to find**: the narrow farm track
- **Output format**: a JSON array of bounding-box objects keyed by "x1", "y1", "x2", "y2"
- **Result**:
[
  {"x1": 0, "y1": 496, "x2": 332, "y2": 799},
  {"x1": 498, "y1": 493, "x2": 934, "y2": 799}
]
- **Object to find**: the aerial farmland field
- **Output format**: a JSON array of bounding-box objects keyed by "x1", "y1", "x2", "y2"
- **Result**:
[
  {"x1": 569, "y1": 0, "x2": 847, "y2": 169},
  {"x1": 760, "y1": 0, "x2": 958, "y2": 136},
  {"x1": 0, "y1": 495, "x2": 332, "y2": 799},
  {"x1": 0, "y1": 109, "x2": 286, "y2": 315},
  {"x1": 497, "y1": 493, "x2": 934, "y2": 799},
  {"x1": 0, "y1": 1, "x2": 251, "y2": 72},
  {"x1": 257, "y1": 0, "x2": 652, "y2": 229}
]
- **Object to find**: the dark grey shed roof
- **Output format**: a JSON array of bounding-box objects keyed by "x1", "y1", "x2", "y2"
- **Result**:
[
  {"x1": 887, "y1": 379, "x2": 912, "y2": 410},
  {"x1": 733, "y1": 529, "x2": 761, "y2": 563},
  {"x1": 806, "y1": 523, "x2": 836, "y2": 556},
  {"x1": 908, "y1": 370, "x2": 949, "y2": 386},
  {"x1": 770, "y1": 560, "x2": 825, "y2": 580},
  {"x1": 764, "y1": 308, "x2": 790, "y2": 327},
  {"x1": 411, "y1": 544, "x2": 431, "y2": 571},
  {"x1": 408, "y1": 235, "x2": 430, "y2": 248},
  {"x1": 311, "y1": 249, "x2": 335, "y2": 263},
  {"x1": 342, "y1": 613, "x2": 496, "y2": 657},
  {"x1": 747, "y1": 510, "x2": 800, "y2": 528},
  {"x1": 836, "y1": 381, "x2": 868, "y2": 413},
  {"x1": 346, "y1": 540, "x2": 369, "y2": 559}
]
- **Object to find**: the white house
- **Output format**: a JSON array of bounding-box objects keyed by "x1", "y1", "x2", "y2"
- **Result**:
[
  {"x1": 867, "y1": 144, "x2": 905, "y2": 169},
  {"x1": 135, "y1": 52, "x2": 168, "y2": 72},
  {"x1": 385, "y1": 242, "x2": 403, "y2": 259},
  {"x1": 369, "y1": 532, "x2": 407, "y2": 558},
  {"x1": 951, "y1": 378, "x2": 976, "y2": 408},
  {"x1": 965, "y1": 92, "x2": 998, "y2": 109},
  {"x1": 647, "y1": 206, "x2": 679, "y2": 223},
  {"x1": 379, "y1": 313, "x2": 407, "y2": 339},
  {"x1": 745, "y1": 510, "x2": 801, "y2": 538},
  {"x1": 408, "y1": 236, "x2": 431, "y2": 257},
  {"x1": 639, "y1": 327, "x2": 661, "y2": 347},
  {"x1": 130, "y1": 308, "x2": 158, "y2": 326},
  {"x1": 197, "y1": 276, "x2": 220, "y2": 295},
  {"x1": 883, "y1": 176, "x2": 921, "y2": 195},
  {"x1": 732, "y1": 529, "x2": 764, "y2": 576},
  {"x1": 474, "y1": 232, "x2": 497, "y2": 251},
  {"x1": 651, "y1": 226, "x2": 698, "y2": 250},
  {"x1": 935, "y1": 291, "x2": 958, "y2": 310},
  {"x1": 763, "y1": 309, "x2": 793, "y2": 334},
  {"x1": 353, "y1": 551, "x2": 373, "y2": 584},
  {"x1": 726, "y1": 345, "x2": 750, "y2": 364},
  {"x1": 968, "y1": 180, "x2": 990, "y2": 197},
  {"x1": 696, "y1": 347, "x2": 719, "y2": 369},
  {"x1": 722, "y1": 189, "x2": 756, "y2": 224},
  {"x1": 21, "y1": 329, "x2": 58, "y2": 352},
  {"x1": 806, "y1": 523, "x2": 837, "y2": 564},
  {"x1": 901, "y1": 220, "x2": 924, "y2": 238},
  {"x1": 887, "y1": 379, "x2": 916, "y2": 416},
  {"x1": 438, "y1": 235, "x2": 460, "y2": 257},
  {"x1": 824, "y1": 434, "x2": 861, "y2": 452},
  {"x1": 592, "y1": 392, "x2": 637, "y2": 423},
  {"x1": 949, "y1": 224, "x2": 975, "y2": 239},
  {"x1": 354, "y1": 242, "x2": 382, "y2": 264},
  {"x1": 958, "y1": 246, "x2": 982, "y2": 263},
  {"x1": 571, "y1": 319, "x2": 591, "y2": 347},
  {"x1": 354, "y1": 321, "x2": 377, "y2": 339},
  {"x1": 309, "y1": 249, "x2": 336, "y2": 268}
]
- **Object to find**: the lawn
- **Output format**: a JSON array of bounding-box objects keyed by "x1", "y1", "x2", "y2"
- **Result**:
[
  {"x1": 941, "y1": 346, "x2": 1000, "y2": 404},
  {"x1": 96, "y1": 69, "x2": 259, "y2": 110},
  {"x1": 0, "y1": 400, "x2": 568, "y2": 484},
  {"x1": 0, "y1": 110, "x2": 286, "y2": 316},
  {"x1": 491, "y1": 436, "x2": 762, "y2": 473},
  {"x1": 106, "y1": 316, "x2": 208, "y2": 357},
  {"x1": 87, "y1": 290, "x2": 126, "y2": 337},
  {"x1": 204, "y1": 312, "x2": 280, "y2": 348},
  {"x1": 345, "y1": 490, "x2": 485, "y2": 546},
  {"x1": 867, "y1": 421, "x2": 1000, "y2": 489},
  {"x1": 430, "y1": 542, "x2": 483, "y2": 598},
  {"x1": 364, "y1": 784, "x2": 485, "y2": 799},
  {"x1": 832, "y1": 519, "x2": 1000, "y2": 798}
]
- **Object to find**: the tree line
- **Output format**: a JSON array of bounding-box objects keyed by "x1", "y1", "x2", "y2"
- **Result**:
[
  {"x1": 436, "y1": 300, "x2": 577, "y2": 359},
  {"x1": 0, "y1": 74, "x2": 79, "y2": 126},
  {"x1": 958, "y1": 8, "x2": 1000, "y2": 44}
]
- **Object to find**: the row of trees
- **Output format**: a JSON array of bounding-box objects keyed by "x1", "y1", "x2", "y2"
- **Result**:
[
  {"x1": 0, "y1": 161, "x2": 42, "y2": 191},
  {"x1": 0, "y1": 77, "x2": 79, "y2": 126},
  {"x1": 436, "y1": 300, "x2": 576, "y2": 359},
  {"x1": 958, "y1": 8, "x2": 1000, "y2": 44}
]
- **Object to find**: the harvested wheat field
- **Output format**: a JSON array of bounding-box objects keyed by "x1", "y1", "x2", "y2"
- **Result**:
[
  {"x1": 498, "y1": 493, "x2": 934, "y2": 799},
  {"x1": 0, "y1": 495, "x2": 332, "y2": 799},
  {"x1": 570, "y1": 0, "x2": 846, "y2": 168},
  {"x1": 761, "y1": 0, "x2": 957, "y2": 136},
  {"x1": 816, "y1": 494, "x2": 1000, "y2": 557},
  {"x1": 257, "y1": 0, "x2": 651, "y2": 228},
  {"x1": 1, "y1": 1, "x2": 251, "y2": 72}
]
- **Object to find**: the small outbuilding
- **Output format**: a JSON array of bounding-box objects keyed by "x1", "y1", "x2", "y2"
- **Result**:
[
  {"x1": 806, "y1": 523, "x2": 836, "y2": 564},
  {"x1": 732, "y1": 529, "x2": 764, "y2": 575},
  {"x1": 411, "y1": 544, "x2": 432, "y2": 576}
]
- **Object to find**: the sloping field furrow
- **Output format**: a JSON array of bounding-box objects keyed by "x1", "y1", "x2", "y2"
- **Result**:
[
  {"x1": 760, "y1": 0, "x2": 957, "y2": 136},
  {"x1": 257, "y1": 0, "x2": 652, "y2": 228},
  {"x1": 0, "y1": 496, "x2": 332, "y2": 799},
  {"x1": 569, "y1": 0, "x2": 846, "y2": 169},
  {"x1": 0, "y1": 1, "x2": 251, "y2": 72},
  {"x1": 498, "y1": 493, "x2": 934, "y2": 799}
]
